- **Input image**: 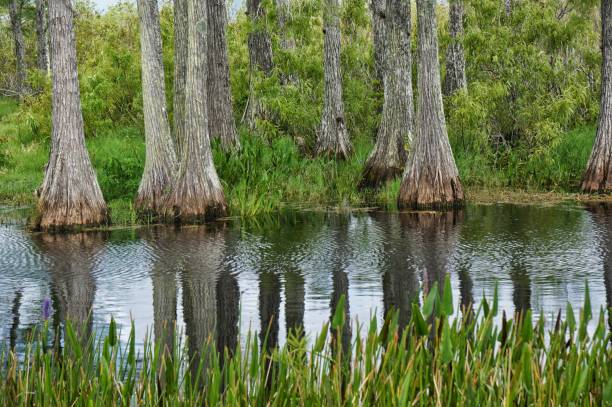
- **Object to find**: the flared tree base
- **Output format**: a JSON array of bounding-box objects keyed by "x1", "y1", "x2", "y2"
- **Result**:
[
  {"x1": 581, "y1": 167, "x2": 612, "y2": 194},
  {"x1": 33, "y1": 201, "x2": 109, "y2": 232},
  {"x1": 397, "y1": 174, "x2": 464, "y2": 210},
  {"x1": 359, "y1": 150, "x2": 406, "y2": 190},
  {"x1": 162, "y1": 182, "x2": 227, "y2": 225}
]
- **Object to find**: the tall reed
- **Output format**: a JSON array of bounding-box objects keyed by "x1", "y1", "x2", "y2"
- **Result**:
[{"x1": 1, "y1": 277, "x2": 610, "y2": 406}]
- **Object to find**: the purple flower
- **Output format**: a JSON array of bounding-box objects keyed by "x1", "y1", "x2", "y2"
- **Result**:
[{"x1": 42, "y1": 298, "x2": 52, "y2": 321}]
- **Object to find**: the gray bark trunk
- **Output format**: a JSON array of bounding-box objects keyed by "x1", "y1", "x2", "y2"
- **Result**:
[
  {"x1": 504, "y1": 0, "x2": 511, "y2": 17},
  {"x1": 582, "y1": 0, "x2": 612, "y2": 193},
  {"x1": 8, "y1": 0, "x2": 27, "y2": 97},
  {"x1": 162, "y1": 0, "x2": 227, "y2": 224},
  {"x1": 135, "y1": 0, "x2": 177, "y2": 216},
  {"x1": 276, "y1": 0, "x2": 297, "y2": 84},
  {"x1": 316, "y1": 0, "x2": 352, "y2": 158},
  {"x1": 370, "y1": 0, "x2": 386, "y2": 85},
  {"x1": 398, "y1": 0, "x2": 464, "y2": 209},
  {"x1": 444, "y1": 0, "x2": 467, "y2": 96},
  {"x1": 245, "y1": 0, "x2": 274, "y2": 129},
  {"x1": 173, "y1": 0, "x2": 188, "y2": 154},
  {"x1": 360, "y1": 0, "x2": 413, "y2": 188},
  {"x1": 36, "y1": 0, "x2": 109, "y2": 231},
  {"x1": 207, "y1": 0, "x2": 240, "y2": 150},
  {"x1": 36, "y1": 0, "x2": 49, "y2": 72}
]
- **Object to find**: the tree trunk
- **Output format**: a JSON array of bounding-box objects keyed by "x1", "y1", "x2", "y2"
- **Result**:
[
  {"x1": 173, "y1": 0, "x2": 188, "y2": 155},
  {"x1": 245, "y1": 0, "x2": 274, "y2": 129},
  {"x1": 35, "y1": 0, "x2": 49, "y2": 72},
  {"x1": 162, "y1": 0, "x2": 227, "y2": 224},
  {"x1": 444, "y1": 0, "x2": 467, "y2": 96},
  {"x1": 36, "y1": 0, "x2": 109, "y2": 231},
  {"x1": 316, "y1": 0, "x2": 351, "y2": 158},
  {"x1": 398, "y1": 0, "x2": 464, "y2": 209},
  {"x1": 582, "y1": 0, "x2": 612, "y2": 193},
  {"x1": 370, "y1": 0, "x2": 386, "y2": 85},
  {"x1": 276, "y1": 0, "x2": 297, "y2": 84},
  {"x1": 360, "y1": 0, "x2": 413, "y2": 188},
  {"x1": 8, "y1": 0, "x2": 27, "y2": 98},
  {"x1": 207, "y1": 0, "x2": 240, "y2": 150},
  {"x1": 135, "y1": 0, "x2": 177, "y2": 217},
  {"x1": 504, "y1": 0, "x2": 512, "y2": 17}
]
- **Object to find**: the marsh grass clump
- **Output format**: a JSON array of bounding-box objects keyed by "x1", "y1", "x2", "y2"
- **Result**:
[{"x1": 1, "y1": 277, "x2": 610, "y2": 406}]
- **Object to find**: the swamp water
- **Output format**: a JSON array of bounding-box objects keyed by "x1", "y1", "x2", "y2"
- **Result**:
[{"x1": 0, "y1": 203, "x2": 610, "y2": 352}]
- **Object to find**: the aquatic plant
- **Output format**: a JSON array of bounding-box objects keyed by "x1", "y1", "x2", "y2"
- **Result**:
[{"x1": 0, "y1": 277, "x2": 610, "y2": 405}]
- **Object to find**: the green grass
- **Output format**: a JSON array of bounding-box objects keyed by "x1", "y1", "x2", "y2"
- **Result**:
[
  {"x1": 1, "y1": 277, "x2": 610, "y2": 406},
  {"x1": 0, "y1": 96, "x2": 602, "y2": 227}
]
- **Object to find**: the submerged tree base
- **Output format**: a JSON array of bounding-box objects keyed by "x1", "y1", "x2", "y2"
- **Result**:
[
  {"x1": 397, "y1": 174, "x2": 464, "y2": 210},
  {"x1": 31, "y1": 202, "x2": 110, "y2": 232}
]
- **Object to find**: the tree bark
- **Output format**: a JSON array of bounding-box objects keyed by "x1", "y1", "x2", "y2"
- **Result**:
[
  {"x1": 35, "y1": 0, "x2": 49, "y2": 72},
  {"x1": 162, "y1": 0, "x2": 227, "y2": 224},
  {"x1": 370, "y1": 0, "x2": 386, "y2": 85},
  {"x1": 504, "y1": 0, "x2": 512, "y2": 17},
  {"x1": 135, "y1": 0, "x2": 177, "y2": 217},
  {"x1": 444, "y1": 0, "x2": 467, "y2": 96},
  {"x1": 398, "y1": 0, "x2": 464, "y2": 209},
  {"x1": 173, "y1": 0, "x2": 188, "y2": 155},
  {"x1": 207, "y1": 0, "x2": 240, "y2": 150},
  {"x1": 245, "y1": 0, "x2": 274, "y2": 129},
  {"x1": 316, "y1": 0, "x2": 351, "y2": 158},
  {"x1": 360, "y1": 0, "x2": 414, "y2": 188},
  {"x1": 582, "y1": 0, "x2": 612, "y2": 193},
  {"x1": 276, "y1": 0, "x2": 297, "y2": 84},
  {"x1": 8, "y1": 0, "x2": 27, "y2": 98},
  {"x1": 36, "y1": 0, "x2": 109, "y2": 231}
]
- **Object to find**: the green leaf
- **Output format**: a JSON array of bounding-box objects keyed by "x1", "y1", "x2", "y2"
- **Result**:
[
  {"x1": 491, "y1": 281, "x2": 499, "y2": 317},
  {"x1": 566, "y1": 302, "x2": 576, "y2": 334},
  {"x1": 411, "y1": 304, "x2": 428, "y2": 336},
  {"x1": 331, "y1": 295, "x2": 347, "y2": 331},
  {"x1": 440, "y1": 320, "x2": 453, "y2": 364},
  {"x1": 441, "y1": 275, "x2": 453, "y2": 316},
  {"x1": 583, "y1": 281, "x2": 592, "y2": 323},
  {"x1": 422, "y1": 283, "x2": 439, "y2": 318},
  {"x1": 108, "y1": 316, "x2": 117, "y2": 347},
  {"x1": 521, "y1": 309, "x2": 533, "y2": 342},
  {"x1": 313, "y1": 323, "x2": 329, "y2": 354}
]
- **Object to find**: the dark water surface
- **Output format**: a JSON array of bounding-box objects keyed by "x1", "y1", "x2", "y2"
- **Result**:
[{"x1": 1, "y1": 203, "x2": 611, "y2": 352}]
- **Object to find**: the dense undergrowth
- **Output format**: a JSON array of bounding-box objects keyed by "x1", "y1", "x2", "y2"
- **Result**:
[
  {"x1": 0, "y1": 278, "x2": 610, "y2": 405},
  {"x1": 0, "y1": 95, "x2": 598, "y2": 225},
  {"x1": 0, "y1": 0, "x2": 607, "y2": 224}
]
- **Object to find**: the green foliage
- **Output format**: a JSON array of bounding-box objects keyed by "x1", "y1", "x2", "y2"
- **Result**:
[
  {"x1": 445, "y1": 0, "x2": 600, "y2": 190},
  {"x1": 0, "y1": 0, "x2": 607, "y2": 220},
  {"x1": 1, "y1": 280, "x2": 609, "y2": 405}
]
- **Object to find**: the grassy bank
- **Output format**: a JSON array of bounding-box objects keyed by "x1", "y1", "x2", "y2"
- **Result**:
[
  {"x1": 0, "y1": 97, "x2": 607, "y2": 226},
  {"x1": 1, "y1": 279, "x2": 610, "y2": 405}
]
